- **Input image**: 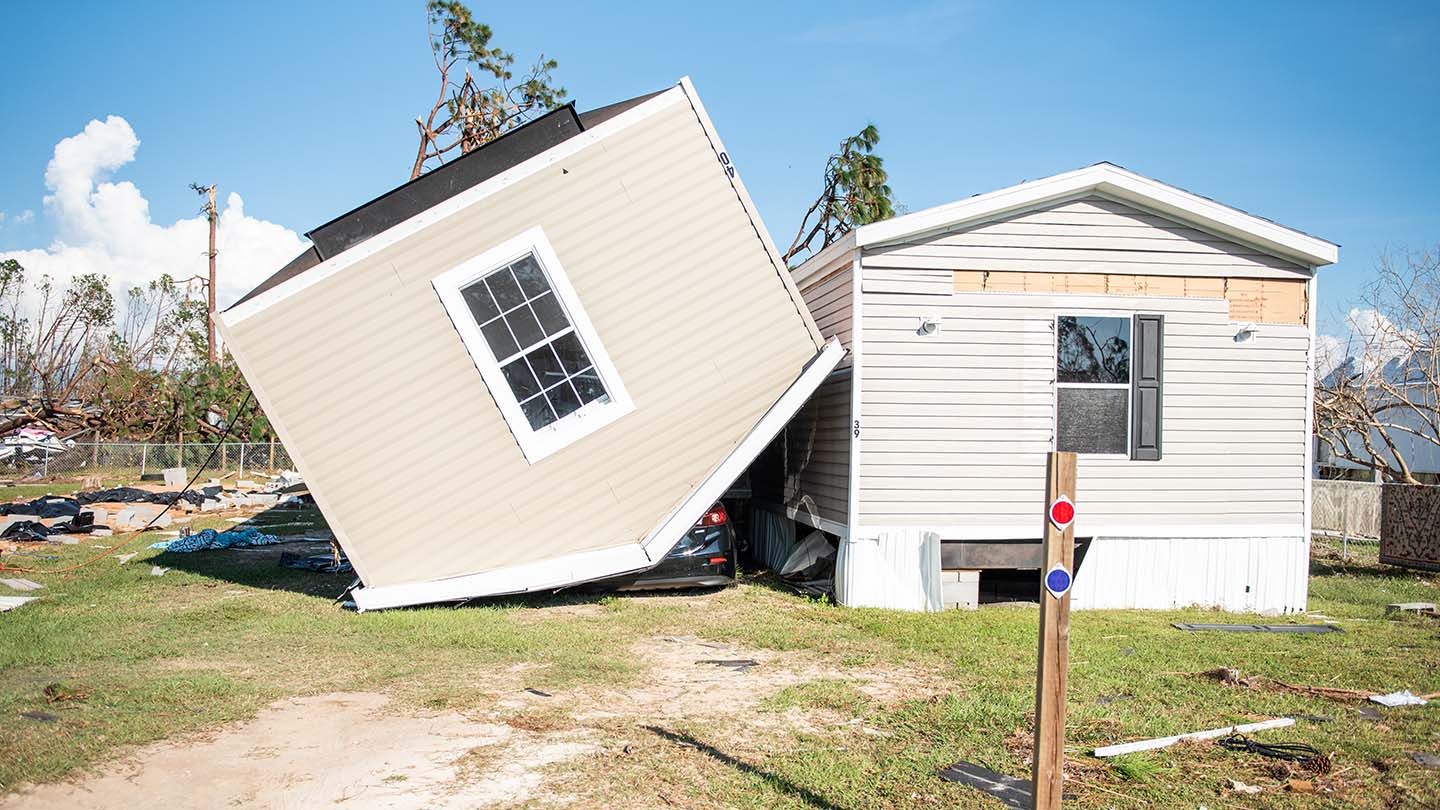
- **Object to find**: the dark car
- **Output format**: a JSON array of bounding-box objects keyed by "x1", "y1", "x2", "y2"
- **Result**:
[{"x1": 593, "y1": 502, "x2": 737, "y2": 591}]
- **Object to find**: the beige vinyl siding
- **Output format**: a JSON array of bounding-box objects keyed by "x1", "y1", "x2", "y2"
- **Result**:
[
  {"x1": 859, "y1": 290, "x2": 1308, "y2": 534},
  {"x1": 224, "y1": 96, "x2": 820, "y2": 587},
  {"x1": 795, "y1": 250, "x2": 854, "y2": 363},
  {"x1": 865, "y1": 196, "x2": 1313, "y2": 281},
  {"x1": 784, "y1": 368, "x2": 851, "y2": 528}
]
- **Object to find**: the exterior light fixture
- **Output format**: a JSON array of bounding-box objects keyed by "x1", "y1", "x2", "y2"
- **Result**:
[
  {"x1": 1234, "y1": 322, "x2": 1257, "y2": 343},
  {"x1": 918, "y1": 316, "x2": 942, "y2": 337}
]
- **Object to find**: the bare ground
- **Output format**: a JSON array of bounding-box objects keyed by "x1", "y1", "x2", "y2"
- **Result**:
[{"x1": 0, "y1": 635, "x2": 944, "y2": 809}]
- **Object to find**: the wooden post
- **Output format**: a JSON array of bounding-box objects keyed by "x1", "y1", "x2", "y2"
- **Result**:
[
  {"x1": 1032, "y1": 451, "x2": 1076, "y2": 810},
  {"x1": 206, "y1": 184, "x2": 218, "y2": 365},
  {"x1": 268, "y1": 437, "x2": 276, "y2": 470}
]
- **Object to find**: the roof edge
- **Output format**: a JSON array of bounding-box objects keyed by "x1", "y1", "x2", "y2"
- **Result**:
[
  {"x1": 855, "y1": 162, "x2": 1339, "y2": 268},
  {"x1": 220, "y1": 83, "x2": 689, "y2": 327}
]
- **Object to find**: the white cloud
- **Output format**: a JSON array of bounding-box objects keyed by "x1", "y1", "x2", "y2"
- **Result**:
[
  {"x1": 0, "y1": 115, "x2": 308, "y2": 310},
  {"x1": 1316, "y1": 307, "x2": 1416, "y2": 379},
  {"x1": 13, "y1": 210, "x2": 34, "y2": 225}
]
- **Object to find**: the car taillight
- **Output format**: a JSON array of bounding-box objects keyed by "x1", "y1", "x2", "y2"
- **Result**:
[{"x1": 696, "y1": 504, "x2": 727, "y2": 526}]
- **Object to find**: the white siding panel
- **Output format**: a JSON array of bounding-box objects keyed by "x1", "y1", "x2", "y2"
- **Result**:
[
  {"x1": 1071, "y1": 536, "x2": 1309, "y2": 613},
  {"x1": 858, "y1": 288, "x2": 1309, "y2": 535},
  {"x1": 784, "y1": 369, "x2": 852, "y2": 528}
]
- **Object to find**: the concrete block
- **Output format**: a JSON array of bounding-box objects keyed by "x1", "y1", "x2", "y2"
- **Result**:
[
  {"x1": 942, "y1": 573, "x2": 980, "y2": 610},
  {"x1": 162, "y1": 467, "x2": 188, "y2": 488},
  {"x1": 201, "y1": 499, "x2": 222, "y2": 512},
  {"x1": 248, "y1": 493, "x2": 281, "y2": 508},
  {"x1": 87, "y1": 508, "x2": 108, "y2": 526}
]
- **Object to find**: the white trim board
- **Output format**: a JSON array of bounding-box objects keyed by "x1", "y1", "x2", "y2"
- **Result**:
[
  {"x1": 855, "y1": 163, "x2": 1338, "y2": 268},
  {"x1": 220, "y1": 85, "x2": 689, "y2": 327},
  {"x1": 788, "y1": 504, "x2": 848, "y2": 537},
  {"x1": 351, "y1": 542, "x2": 652, "y2": 612},
  {"x1": 641, "y1": 338, "x2": 847, "y2": 556}
]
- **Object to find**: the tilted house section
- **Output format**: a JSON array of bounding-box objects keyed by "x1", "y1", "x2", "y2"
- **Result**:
[
  {"x1": 785, "y1": 163, "x2": 1337, "y2": 613},
  {"x1": 220, "y1": 79, "x2": 841, "y2": 610}
]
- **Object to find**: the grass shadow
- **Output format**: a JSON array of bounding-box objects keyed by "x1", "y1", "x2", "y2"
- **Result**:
[{"x1": 644, "y1": 725, "x2": 846, "y2": 810}]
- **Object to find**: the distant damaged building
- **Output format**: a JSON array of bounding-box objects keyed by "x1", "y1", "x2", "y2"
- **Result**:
[{"x1": 220, "y1": 79, "x2": 842, "y2": 610}]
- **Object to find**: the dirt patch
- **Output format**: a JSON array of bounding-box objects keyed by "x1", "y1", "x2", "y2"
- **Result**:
[
  {"x1": 0, "y1": 692, "x2": 579, "y2": 810},
  {"x1": 2, "y1": 637, "x2": 943, "y2": 809}
]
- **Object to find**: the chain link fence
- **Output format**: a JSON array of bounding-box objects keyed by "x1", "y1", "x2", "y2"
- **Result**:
[{"x1": 1, "y1": 441, "x2": 294, "y2": 481}]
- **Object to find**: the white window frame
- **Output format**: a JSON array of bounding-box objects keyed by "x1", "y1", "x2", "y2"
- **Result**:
[
  {"x1": 433, "y1": 226, "x2": 635, "y2": 464},
  {"x1": 1053, "y1": 312, "x2": 1133, "y2": 459}
]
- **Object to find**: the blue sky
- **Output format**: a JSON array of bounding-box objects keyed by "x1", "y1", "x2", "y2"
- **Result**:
[{"x1": 1, "y1": 0, "x2": 1436, "y2": 333}]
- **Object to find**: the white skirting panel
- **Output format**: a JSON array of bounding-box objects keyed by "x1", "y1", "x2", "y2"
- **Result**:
[
  {"x1": 836, "y1": 530, "x2": 944, "y2": 612},
  {"x1": 1070, "y1": 535, "x2": 1310, "y2": 615}
]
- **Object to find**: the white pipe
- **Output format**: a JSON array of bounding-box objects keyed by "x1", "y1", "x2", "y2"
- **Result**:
[{"x1": 1093, "y1": 717, "x2": 1295, "y2": 758}]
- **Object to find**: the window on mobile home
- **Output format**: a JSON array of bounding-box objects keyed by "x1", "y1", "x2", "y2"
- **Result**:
[
  {"x1": 434, "y1": 227, "x2": 635, "y2": 464},
  {"x1": 1055, "y1": 315, "x2": 1131, "y2": 455}
]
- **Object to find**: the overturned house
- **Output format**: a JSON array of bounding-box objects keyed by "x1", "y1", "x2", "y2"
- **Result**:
[{"x1": 219, "y1": 79, "x2": 842, "y2": 610}]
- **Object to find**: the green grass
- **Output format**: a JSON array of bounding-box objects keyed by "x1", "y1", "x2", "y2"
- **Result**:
[{"x1": 0, "y1": 510, "x2": 1436, "y2": 808}]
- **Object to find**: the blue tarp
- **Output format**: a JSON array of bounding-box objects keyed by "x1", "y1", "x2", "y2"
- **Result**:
[{"x1": 150, "y1": 527, "x2": 282, "y2": 553}]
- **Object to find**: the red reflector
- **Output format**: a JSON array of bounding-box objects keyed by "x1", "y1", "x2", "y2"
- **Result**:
[
  {"x1": 695, "y1": 503, "x2": 727, "y2": 527},
  {"x1": 708, "y1": 557, "x2": 727, "y2": 565}
]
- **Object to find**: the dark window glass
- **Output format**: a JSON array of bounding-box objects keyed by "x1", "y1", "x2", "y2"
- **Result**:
[
  {"x1": 521, "y1": 395, "x2": 556, "y2": 430},
  {"x1": 547, "y1": 381, "x2": 583, "y2": 419},
  {"x1": 506, "y1": 304, "x2": 545, "y2": 348},
  {"x1": 461, "y1": 281, "x2": 500, "y2": 324},
  {"x1": 501, "y1": 359, "x2": 540, "y2": 401},
  {"x1": 1057, "y1": 316, "x2": 1130, "y2": 384},
  {"x1": 486, "y1": 268, "x2": 526, "y2": 311},
  {"x1": 530, "y1": 292, "x2": 569, "y2": 336},
  {"x1": 551, "y1": 332, "x2": 591, "y2": 375},
  {"x1": 459, "y1": 251, "x2": 614, "y2": 432},
  {"x1": 480, "y1": 319, "x2": 519, "y2": 360},
  {"x1": 526, "y1": 345, "x2": 566, "y2": 389},
  {"x1": 573, "y1": 367, "x2": 606, "y2": 404},
  {"x1": 1057, "y1": 387, "x2": 1128, "y2": 454},
  {"x1": 510, "y1": 255, "x2": 550, "y2": 298}
]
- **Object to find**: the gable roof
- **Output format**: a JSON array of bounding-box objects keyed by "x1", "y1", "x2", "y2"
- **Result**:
[
  {"x1": 231, "y1": 90, "x2": 666, "y2": 309},
  {"x1": 796, "y1": 162, "x2": 1338, "y2": 282}
]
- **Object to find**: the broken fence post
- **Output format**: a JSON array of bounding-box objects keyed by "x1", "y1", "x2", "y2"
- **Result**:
[
  {"x1": 1093, "y1": 717, "x2": 1296, "y2": 758},
  {"x1": 1032, "y1": 451, "x2": 1076, "y2": 810}
]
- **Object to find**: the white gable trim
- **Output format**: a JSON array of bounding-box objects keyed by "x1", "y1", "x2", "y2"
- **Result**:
[
  {"x1": 856, "y1": 163, "x2": 1338, "y2": 268},
  {"x1": 221, "y1": 84, "x2": 689, "y2": 327}
]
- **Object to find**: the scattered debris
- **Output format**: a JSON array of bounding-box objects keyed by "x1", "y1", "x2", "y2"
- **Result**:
[
  {"x1": 0, "y1": 577, "x2": 43, "y2": 591},
  {"x1": 114, "y1": 553, "x2": 137, "y2": 564},
  {"x1": 1298, "y1": 714, "x2": 1333, "y2": 723},
  {"x1": 1186, "y1": 667, "x2": 1376, "y2": 702},
  {"x1": 150, "y1": 527, "x2": 281, "y2": 553},
  {"x1": 696, "y1": 659, "x2": 758, "y2": 673},
  {"x1": 43, "y1": 683, "x2": 90, "y2": 703},
  {"x1": 1412, "y1": 752, "x2": 1440, "y2": 769},
  {"x1": 1285, "y1": 778, "x2": 1314, "y2": 793},
  {"x1": 1218, "y1": 733, "x2": 1330, "y2": 773},
  {"x1": 278, "y1": 551, "x2": 352, "y2": 573},
  {"x1": 524, "y1": 688, "x2": 552, "y2": 698},
  {"x1": 936, "y1": 761, "x2": 1032, "y2": 810},
  {"x1": 19, "y1": 710, "x2": 58, "y2": 722},
  {"x1": 1093, "y1": 717, "x2": 1294, "y2": 758},
  {"x1": 1228, "y1": 778, "x2": 1263, "y2": 795},
  {"x1": 150, "y1": 566, "x2": 170, "y2": 577},
  {"x1": 0, "y1": 595, "x2": 37, "y2": 611},
  {"x1": 1096, "y1": 693, "x2": 1134, "y2": 705},
  {"x1": 1369, "y1": 690, "x2": 1428, "y2": 707},
  {"x1": 1357, "y1": 705, "x2": 1384, "y2": 721},
  {"x1": 1385, "y1": 601, "x2": 1436, "y2": 616},
  {"x1": 1172, "y1": 622, "x2": 1342, "y2": 634}
]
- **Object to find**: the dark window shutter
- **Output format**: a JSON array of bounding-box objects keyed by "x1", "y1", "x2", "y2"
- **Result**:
[{"x1": 1131, "y1": 314, "x2": 1163, "y2": 460}]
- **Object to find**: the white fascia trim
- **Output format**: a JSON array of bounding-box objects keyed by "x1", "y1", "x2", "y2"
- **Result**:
[
  {"x1": 677, "y1": 76, "x2": 826, "y2": 350},
  {"x1": 845, "y1": 247, "x2": 863, "y2": 537},
  {"x1": 220, "y1": 85, "x2": 689, "y2": 327},
  {"x1": 855, "y1": 163, "x2": 1339, "y2": 268},
  {"x1": 789, "y1": 232, "x2": 858, "y2": 288},
  {"x1": 431, "y1": 226, "x2": 635, "y2": 464},
  {"x1": 788, "y1": 505, "x2": 848, "y2": 537},
  {"x1": 351, "y1": 541, "x2": 652, "y2": 612},
  {"x1": 856, "y1": 523, "x2": 1306, "y2": 541},
  {"x1": 640, "y1": 337, "x2": 847, "y2": 557}
]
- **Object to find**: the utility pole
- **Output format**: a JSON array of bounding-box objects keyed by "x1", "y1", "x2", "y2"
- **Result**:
[{"x1": 206, "y1": 184, "x2": 218, "y2": 364}]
